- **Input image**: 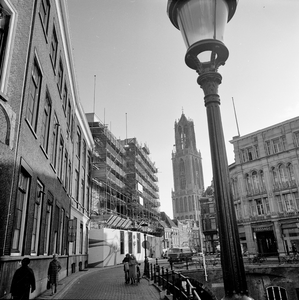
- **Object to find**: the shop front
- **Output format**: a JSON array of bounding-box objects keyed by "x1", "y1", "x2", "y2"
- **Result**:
[{"x1": 252, "y1": 224, "x2": 278, "y2": 256}]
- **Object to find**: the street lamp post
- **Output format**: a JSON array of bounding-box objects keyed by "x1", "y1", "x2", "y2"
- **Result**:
[{"x1": 167, "y1": 1, "x2": 253, "y2": 299}]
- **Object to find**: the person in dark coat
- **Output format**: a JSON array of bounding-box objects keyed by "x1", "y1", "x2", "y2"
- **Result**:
[
  {"x1": 47, "y1": 254, "x2": 61, "y2": 295},
  {"x1": 122, "y1": 253, "x2": 130, "y2": 284},
  {"x1": 10, "y1": 257, "x2": 36, "y2": 300},
  {"x1": 128, "y1": 254, "x2": 140, "y2": 285}
]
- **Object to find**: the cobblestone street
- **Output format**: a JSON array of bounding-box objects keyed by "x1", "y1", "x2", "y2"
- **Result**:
[{"x1": 37, "y1": 264, "x2": 161, "y2": 300}]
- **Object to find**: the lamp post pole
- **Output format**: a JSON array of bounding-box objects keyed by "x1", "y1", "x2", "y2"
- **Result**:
[
  {"x1": 167, "y1": 1, "x2": 254, "y2": 299},
  {"x1": 198, "y1": 71, "x2": 252, "y2": 299}
]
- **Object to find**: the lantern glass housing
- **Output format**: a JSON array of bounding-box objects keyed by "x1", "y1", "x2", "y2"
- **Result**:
[
  {"x1": 176, "y1": 0, "x2": 229, "y2": 63},
  {"x1": 167, "y1": 0, "x2": 237, "y2": 70}
]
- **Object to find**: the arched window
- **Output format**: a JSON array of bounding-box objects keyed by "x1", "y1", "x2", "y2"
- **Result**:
[
  {"x1": 260, "y1": 170, "x2": 265, "y2": 189},
  {"x1": 286, "y1": 163, "x2": 295, "y2": 183},
  {"x1": 252, "y1": 171, "x2": 259, "y2": 193},
  {"x1": 266, "y1": 286, "x2": 287, "y2": 300},
  {"x1": 183, "y1": 197, "x2": 188, "y2": 212},
  {"x1": 245, "y1": 174, "x2": 252, "y2": 193},
  {"x1": 180, "y1": 197, "x2": 184, "y2": 213},
  {"x1": 188, "y1": 196, "x2": 192, "y2": 212},
  {"x1": 176, "y1": 198, "x2": 180, "y2": 213},
  {"x1": 183, "y1": 125, "x2": 189, "y2": 148},
  {"x1": 0, "y1": 104, "x2": 10, "y2": 145},
  {"x1": 179, "y1": 159, "x2": 186, "y2": 190},
  {"x1": 272, "y1": 167, "x2": 279, "y2": 185},
  {"x1": 278, "y1": 164, "x2": 287, "y2": 184}
]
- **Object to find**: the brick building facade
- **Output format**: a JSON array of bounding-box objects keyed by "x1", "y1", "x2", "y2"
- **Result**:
[{"x1": 0, "y1": 1, "x2": 93, "y2": 298}]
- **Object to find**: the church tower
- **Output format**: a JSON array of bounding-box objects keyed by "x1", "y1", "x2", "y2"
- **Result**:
[{"x1": 172, "y1": 113, "x2": 204, "y2": 223}]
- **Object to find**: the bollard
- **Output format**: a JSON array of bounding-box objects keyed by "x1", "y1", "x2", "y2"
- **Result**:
[
  {"x1": 172, "y1": 271, "x2": 177, "y2": 300},
  {"x1": 162, "y1": 267, "x2": 165, "y2": 289},
  {"x1": 166, "y1": 269, "x2": 170, "y2": 295},
  {"x1": 157, "y1": 265, "x2": 161, "y2": 286}
]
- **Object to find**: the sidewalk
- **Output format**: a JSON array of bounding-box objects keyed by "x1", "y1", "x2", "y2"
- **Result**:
[{"x1": 36, "y1": 260, "x2": 162, "y2": 300}]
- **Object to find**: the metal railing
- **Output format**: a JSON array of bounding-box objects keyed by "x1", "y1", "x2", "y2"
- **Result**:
[{"x1": 147, "y1": 262, "x2": 201, "y2": 300}]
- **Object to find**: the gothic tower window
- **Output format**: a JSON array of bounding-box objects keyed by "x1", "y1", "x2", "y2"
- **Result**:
[{"x1": 179, "y1": 159, "x2": 186, "y2": 190}]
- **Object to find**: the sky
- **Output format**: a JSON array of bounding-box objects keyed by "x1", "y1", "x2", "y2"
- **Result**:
[{"x1": 66, "y1": 0, "x2": 299, "y2": 219}]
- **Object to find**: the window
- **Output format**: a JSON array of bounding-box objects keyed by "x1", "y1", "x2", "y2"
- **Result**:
[
  {"x1": 53, "y1": 205, "x2": 60, "y2": 254},
  {"x1": 272, "y1": 168, "x2": 279, "y2": 185},
  {"x1": 50, "y1": 114, "x2": 59, "y2": 168},
  {"x1": 39, "y1": 0, "x2": 50, "y2": 34},
  {"x1": 240, "y1": 145, "x2": 258, "y2": 162},
  {"x1": 59, "y1": 208, "x2": 65, "y2": 255},
  {"x1": 252, "y1": 171, "x2": 259, "y2": 193},
  {"x1": 264, "y1": 197, "x2": 270, "y2": 214},
  {"x1": 283, "y1": 194, "x2": 295, "y2": 212},
  {"x1": 120, "y1": 231, "x2": 124, "y2": 254},
  {"x1": 137, "y1": 233, "x2": 141, "y2": 253},
  {"x1": 12, "y1": 168, "x2": 31, "y2": 254},
  {"x1": 68, "y1": 160, "x2": 72, "y2": 195},
  {"x1": 260, "y1": 170, "x2": 265, "y2": 189},
  {"x1": 27, "y1": 59, "x2": 42, "y2": 130},
  {"x1": 0, "y1": 3, "x2": 10, "y2": 83},
  {"x1": 85, "y1": 225, "x2": 88, "y2": 254},
  {"x1": 44, "y1": 192, "x2": 53, "y2": 255},
  {"x1": 67, "y1": 101, "x2": 71, "y2": 130},
  {"x1": 79, "y1": 223, "x2": 83, "y2": 254},
  {"x1": 256, "y1": 199, "x2": 264, "y2": 215},
  {"x1": 62, "y1": 83, "x2": 67, "y2": 112},
  {"x1": 57, "y1": 59, "x2": 63, "y2": 93},
  {"x1": 75, "y1": 169, "x2": 79, "y2": 202},
  {"x1": 0, "y1": 103, "x2": 10, "y2": 145},
  {"x1": 266, "y1": 286, "x2": 287, "y2": 300},
  {"x1": 82, "y1": 140, "x2": 87, "y2": 169},
  {"x1": 40, "y1": 91, "x2": 51, "y2": 152},
  {"x1": 31, "y1": 180, "x2": 43, "y2": 254},
  {"x1": 179, "y1": 159, "x2": 186, "y2": 190},
  {"x1": 286, "y1": 163, "x2": 295, "y2": 182},
  {"x1": 50, "y1": 26, "x2": 58, "y2": 67},
  {"x1": 265, "y1": 141, "x2": 271, "y2": 155},
  {"x1": 278, "y1": 165, "x2": 287, "y2": 184},
  {"x1": 81, "y1": 178, "x2": 85, "y2": 206},
  {"x1": 245, "y1": 174, "x2": 253, "y2": 193},
  {"x1": 76, "y1": 127, "x2": 81, "y2": 158},
  {"x1": 72, "y1": 217, "x2": 77, "y2": 254},
  {"x1": 64, "y1": 150, "x2": 68, "y2": 188},
  {"x1": 128, "y1": 232, "x2": 132, "y2": 254},
  {"x1": 277, "y1": 193, "x2": 297, "y2": 213},
  {"x1": 293, "y1": 131, "x2": 299, "y2": 148},
  {"x1": 57, "y1": 135, "x2": 64, "y2": 179},
  {"x1": 267, "y1": 136, "x2": 286, "y2": 155}
]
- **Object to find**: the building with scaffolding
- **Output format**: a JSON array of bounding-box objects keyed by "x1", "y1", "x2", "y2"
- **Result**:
[{"x1": 86, "y1": 113, "x2": 162, "y2": 266}]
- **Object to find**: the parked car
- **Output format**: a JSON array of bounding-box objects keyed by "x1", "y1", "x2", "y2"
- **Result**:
[{"x1": 167, "y1": 247, "x2": 194, "y2": 262}]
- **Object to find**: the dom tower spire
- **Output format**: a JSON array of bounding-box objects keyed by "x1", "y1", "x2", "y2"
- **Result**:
[{"x1": 172, "y1": 113, "x2": 204, "y2": 225}]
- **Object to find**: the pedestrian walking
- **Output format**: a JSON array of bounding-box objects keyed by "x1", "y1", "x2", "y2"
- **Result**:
[
  {"x1": 10, "y1": 257, "x2": 36, "y2": 300},
  {"x1": 47, "y1": 254, "x2": 61, "y2": 296},
  {"x1": 122, "y1": 253, "x2": 130, "y2": 284},
  {"x1": 128, "y1": 254, "x2": 139, "y2": 285}
]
